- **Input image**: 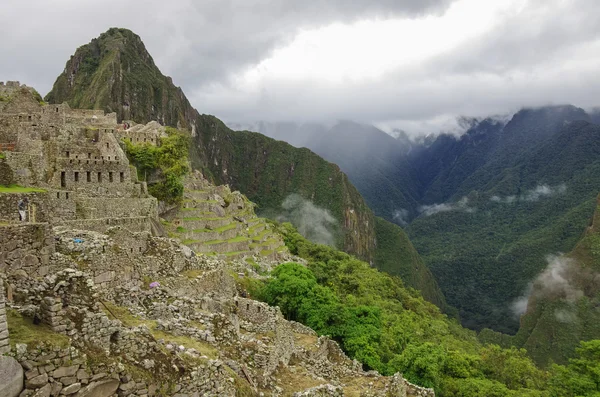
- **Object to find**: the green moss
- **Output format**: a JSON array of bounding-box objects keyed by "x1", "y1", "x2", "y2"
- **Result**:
[
  {"x1": 7, "y1": 309, "x2": 70, "y2": 348},
  {"x1": 101, "y1": 301, "x2": 157, "y2": 328},
  {"x1": 0, "y1": 185, "x2": 47, "y2": 193}
]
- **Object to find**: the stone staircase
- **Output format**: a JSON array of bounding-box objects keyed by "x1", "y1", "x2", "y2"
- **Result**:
[{"x1": 164, "y1": 171, "x2": 287, "y2": 260}]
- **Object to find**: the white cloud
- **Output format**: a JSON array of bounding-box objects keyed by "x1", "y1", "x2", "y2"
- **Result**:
[
  {"x1": 491, "y1": 184, "x2": 567, "y2": 204},
  {"x1": 512, "y1": 255, "x2": 586, "y2": 320},
  {"x1": 419, "y1": 197, "x2": 474, "y2": 216}
]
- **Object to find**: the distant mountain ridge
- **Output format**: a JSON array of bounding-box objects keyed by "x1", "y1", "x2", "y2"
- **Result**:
[{"x1": 231, "y1": 106, "x2": 600, "y2": 338}]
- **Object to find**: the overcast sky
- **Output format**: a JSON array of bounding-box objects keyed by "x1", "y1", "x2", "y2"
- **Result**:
[{"x1": 2, "y1": 0, "x2": 600, "y2": 135}]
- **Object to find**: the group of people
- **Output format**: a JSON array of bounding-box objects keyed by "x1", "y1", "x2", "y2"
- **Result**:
[{"x1": 122, "y1": 122, "x2": 131, "y2": 130}]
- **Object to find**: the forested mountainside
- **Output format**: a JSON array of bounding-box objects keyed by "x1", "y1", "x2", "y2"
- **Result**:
[
  {"x1": 44, "y1": 27, "x2": 446, "y2": 307},
  {"x1": 408, "y1": 114, "x2": 600, "y2": 334},
  {"x1": 242, "y1": 107, "x2": 600, "y2": 337},
  {"x1": 478, "y1": 195, "x2": 600, "y2": 367}
]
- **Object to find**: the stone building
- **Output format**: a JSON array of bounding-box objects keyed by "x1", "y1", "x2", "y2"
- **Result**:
[{"x1": 0, "y1": 82, "x2": 157, "y2": 234}]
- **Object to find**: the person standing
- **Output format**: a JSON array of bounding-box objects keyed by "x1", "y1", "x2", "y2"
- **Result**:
[{"x1": 17, "y1": 197, "x2": 28, "y2": 222}]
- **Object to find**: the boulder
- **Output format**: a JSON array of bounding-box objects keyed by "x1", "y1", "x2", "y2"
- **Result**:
[{"x1": 0, "y1": 356, "x2": 24, "y2": 397}]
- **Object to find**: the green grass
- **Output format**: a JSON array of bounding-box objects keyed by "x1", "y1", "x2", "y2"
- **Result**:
[
  {"x1": 183, "y1": 216, "x2": 228, "y2": 221},
  {"x1": 0, "y1": 152, "x2": 5, "y2": 159},
  {"x1": 7, "y1": 309, "x2": 70, "y2": 348},
  {"x1": 224, "y1": 250, "x2": 252, "y2": 257},
  {"x1": 229, "y1": 236, "x2": 250, "y2": 243},
  {"x1": 101, "y1": 301, "x2": 217, "y2": 359},
  {"x1": 101, "y1": 301, "x2": 157, "y2": 328},
  {"x1": 0, "y1": 185, "x2": 47, "y2": 193}
]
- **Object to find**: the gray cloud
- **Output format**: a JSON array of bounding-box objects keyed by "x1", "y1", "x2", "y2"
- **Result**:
[
  {"x1": 392, "y1": 208, "x2": 410, "y2": 226},
  {"x1": 277, "y1": 194, "x2": 338, "y2": 246},
  {"x1": 2, "y1": 0, "x2": 600, "y2": 135},
  {"x1": 0, "y1": 0, "x2": 452, "y2": 97}
]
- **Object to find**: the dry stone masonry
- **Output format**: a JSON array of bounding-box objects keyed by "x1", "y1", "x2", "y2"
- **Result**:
[{"x1": 0, "y1": 81, "x2": 434, "y2": 396}]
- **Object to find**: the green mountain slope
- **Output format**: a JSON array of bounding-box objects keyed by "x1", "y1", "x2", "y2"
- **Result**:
[
  {"x1": 510, "y1": 196, "x2": 600, "y2": 366},
  {"x1": 44, "y1": 27, "x2": 446, "y2": 305},
  {"x1": 374, "y1": 217, "x2": 448, "y2": 311},
  {"x1": 408, "y1": 119, "x2": 600, "y2": 333}
]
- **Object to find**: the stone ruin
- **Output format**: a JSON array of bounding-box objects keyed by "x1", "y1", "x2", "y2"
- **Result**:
[
  {"x1": 0, "y1": 81, "x2": 158, "y2": 234},
  {"x1": 0, "y1": 81, "x2": 435, "y2": 396}
]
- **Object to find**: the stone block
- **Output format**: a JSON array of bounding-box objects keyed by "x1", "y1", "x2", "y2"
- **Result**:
[
  {"x1": 61, "y1": 376, "x2": 77, "y2": 386},
  {"x1": 32, "y1": 383, "x2": 52, "y2": 397},
  {"x1": 25, "y1": 372, "x2": 48, "y2": 389},
  {"x1": 61, "y1": 382, "x2": 81, "y2": 395},
  {"x1": 73, "y1": 379, "x2": 119, "y2": 397},
  {"x1": 0, "y1": 356, "x2": 24, "y2": 397},
  {"x1": 52, "y1": 365, "x2": 79, "y2": 378}
]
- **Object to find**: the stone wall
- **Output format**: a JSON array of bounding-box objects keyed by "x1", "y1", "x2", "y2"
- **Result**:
[
  {"x1": 0, "y1": 223, "x2": 55, "y2": 277},
  {"x1": 0, "y1": 282, "x2": 9, "y2": 354},
  {"x1": 56, "y1": 216, "x2": 152, "y2": 234},
  {"x1": 0, "y1": 191, "x2": 50, "y2": 223},
  {"x1": 0, "y1": 159, "x2": 15, "y2": 186},
  {"x1": 76, "y1": 197, "x2": 157, "y2": 219}
]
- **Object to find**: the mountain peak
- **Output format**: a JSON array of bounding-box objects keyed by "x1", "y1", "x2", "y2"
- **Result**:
[{"x1": 45, "y1": 28, "x2": 182, "y2": 125}]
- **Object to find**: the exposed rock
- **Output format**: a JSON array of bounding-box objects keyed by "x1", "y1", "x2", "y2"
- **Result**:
[{"x1": 0, "y1": 356, "x2": 24, "y2": 397}]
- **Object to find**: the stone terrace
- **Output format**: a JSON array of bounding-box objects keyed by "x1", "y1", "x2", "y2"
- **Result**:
[{"x1": 164, "y1": 171, "x2": 288, "y2": 260}]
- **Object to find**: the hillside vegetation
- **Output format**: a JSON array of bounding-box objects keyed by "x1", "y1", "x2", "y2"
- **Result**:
[{"x1": 252, "y1": 222, "x2": 600, "y2": 396}]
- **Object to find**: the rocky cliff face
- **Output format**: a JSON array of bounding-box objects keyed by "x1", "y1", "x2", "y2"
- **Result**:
[{"x1": 45, "y1": 28, "x2": 377, "y2": 262}]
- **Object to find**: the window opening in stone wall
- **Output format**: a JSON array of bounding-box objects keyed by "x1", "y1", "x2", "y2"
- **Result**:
[
  {"x1": 109, "y1": 172, "x2": 113, "y2": 182},
  {"x1": 74, "y1": 172, "x2": 79, "y2": 182},
  {"x1": 88, "y1": 153, "x2": 91, "y2": 159},
  {"x1": 87, "y1": 172, "x2": 91, "y2": 182},
  {"x1": 61, "y1": 171, "x2": 66, "y2": 188},
  {"x1": 28, "y1": 115, "x2": 32, "y2": 121},
  {"x1": 120, "y1": 172, "x2": 124, "y2": 183},
  {"x1": 66, "y1": 151, "x2": 70, "y2": 158},
  {"x1": 247, "y1": 303, "x2": 250, "y2": 310},
  {"x1": 106, "y1": 143, "x2": 109, "y2": 149},
  {"x1": 98, "y1": 172, "x2": 102, "y2": 182},
  {"x1": 56, "y1": 192, "x2": 60, "y2": 199},
  {"x1": 66, "y1": 192, "x2": 69, "y2": 199},
  {"x1": 56, "y1": 107, "x2": 59, "y2": 112},
  {"x1": 257, "y1": 306, "x2": 261, "y2": 313}
]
